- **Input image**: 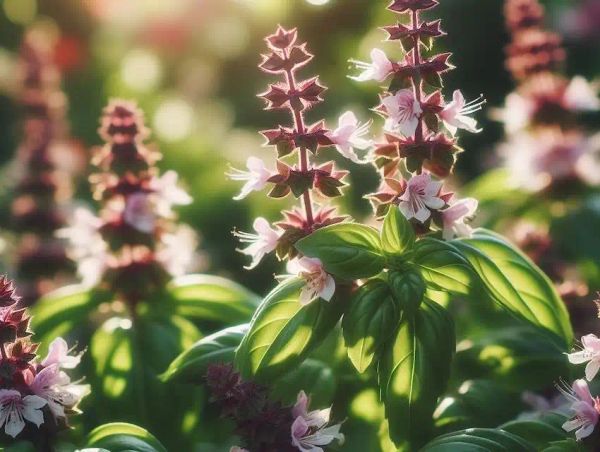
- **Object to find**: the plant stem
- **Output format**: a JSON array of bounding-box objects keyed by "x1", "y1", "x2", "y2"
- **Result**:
[
  {"x1": 284, "y1": 51, "x2": 315, "y2": 227},
  {"x1": 411, "y1": 9, "x2": 425, "y2": 174}
]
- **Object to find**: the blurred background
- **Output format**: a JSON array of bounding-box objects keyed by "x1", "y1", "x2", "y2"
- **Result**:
[{"x1": 0, "y1": 0, "x2": 599, "y2": 295}]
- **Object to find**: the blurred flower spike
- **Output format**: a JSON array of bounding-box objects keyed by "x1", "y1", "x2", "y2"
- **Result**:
[{"x1": 60, "y1": 100, "x2": 197, "y2": 306}]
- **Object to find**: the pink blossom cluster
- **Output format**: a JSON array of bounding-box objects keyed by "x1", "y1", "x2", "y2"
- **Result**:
[
  {"x1": 59, "y1": 100, "x2": 196, "y2": 305},
  {"x1": 229, "y1": 26, "x2": 365, "y2": 305},
  {"x1": 498, "y1": 0, "x2": 600, "y2": 193},
  {"x1": 0, "y1": 276, "x2": 87, "y2": 441},
  {"x1": 353, "y1": 0, "x2": 481, "y2": 239}
]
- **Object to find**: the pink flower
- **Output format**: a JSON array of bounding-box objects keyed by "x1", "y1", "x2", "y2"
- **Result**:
[
  {"x1": 42, "y1": 337, "x2": 82, "y2": 369},
  {"x1": 287, "y1": 257, "x2": 335, "y2": 306},
  {"x1": 381, "y1": 89, "x2": 422, "y2": 136},
  {"x1": 564, "y1": 76, "x2": 600, "y2": 112},
  {"x1": 149, "y1": 170, "x2": 192, "y2": 218},
  {"x1": 327, "y1": 111, "x2": 371, "y2": 163},
  {"x1": 441, "y1": 197, "x2": 478, "y2": 240},
  {"x1": 558, "y1": 379, "x2": 600, "y2": 441},
  {"x1": 0, "y1": 389, "x2": 46, "y2": 438},
  {"x1": 291, "y1": 391, "x2": 344, "y2": 452},
  {"x1": 440, "y1": 90, "x2": 485, "y2": 136},
  {"x1": 156, "y1": 224, "x2": 199, "y2": 277},
  {"x1": 494, "y1": 92, "x2": 534, "y2": 133},
  {"x1": 30, "y1": 365, "x2": 90, "y2": 419},
  {"x1": 398, "y1": 173, "x2": 444, "y2": 223},
  {"x1": 229, "y1": 448, "x2": 248, "y2": 452},
  {"x1": 234, "y1": 217, "x2": 280, "y2": 270},
  {"x1": 349, "y1": 48, "x2": 394, "y2": 83},
  {"x1": 57, "y1": 208, "x2": 108, "y2": 286},
  {"x1": 227, "y1": 157, "x2": 272, "y2": 200},
  {"x1": 568, "y1": 334, "x2": 600, "y2": 381},
  {"x1": 123, "y1": 192, "x2": 156, "y2": 233}
]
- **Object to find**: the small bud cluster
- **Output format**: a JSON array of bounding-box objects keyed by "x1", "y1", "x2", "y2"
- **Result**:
[
  {"x1": 230, "y1": 27, "x2": 370, "y2": 301},
  {"x1": 353, "y1": 0, "x2": 481, "y2": 238},
  {"x1": 0, "y1": 276, "x2": 87, "y2": 444},
  {"x1": 206, "y1": 363, "x2": 343, "y2": 452},
  {"x1": 498, "y1": 0, "x2": 600, "y2": 193},
  {"x1": 60, "y1": 100, "x2": 196, "y2": 306},
  {"x1": 9, "y1": 30, "x2": 81, "y2": 305}
]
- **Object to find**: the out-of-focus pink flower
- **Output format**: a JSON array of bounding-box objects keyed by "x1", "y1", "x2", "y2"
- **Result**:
[
  {"x1": 568, "y1": 334, "x2": 600, "y2": 381},
  {"x1": 156, "y1": 224, "x2": 199, "y2": 277},
  {"x1": 564, "y1": 76, "x2": 600, "y2": 112},
  {"x1": 287, "y1": 258, "x2": 335, "y2": 306},
  {"x1": 0, "y1": 389, "x2": 46, "y2": 438},
  {"x1": 123, "y1": 192, "x2": 156, "y2": 233},
  {"x1": 41, "y1": 337, "x2": 81, "y2": 369},
  {"x1": 440, "y1": 90, "x2": 485, "y2": 136},
  {"x1": 149, "y1": 170, "x2": 192, "y2": 218},
  {"x1": 227, "y1": 157, "x2": 272, "y2": 200},
  {"x1": 57, "y1": 208, "x2": 108, "y2": 286},
  {"x1": 328, "y1": 111, "x2": 371, "y2": 163},
  {"x1": 234, "y1": 217, "x2": 280, "y2": 270},
  {"x1": 291, "y1": 390, "x2": 344, "y2": 452},
  {"x1": 381, "y1": 89, "x2": 422, "y2": 136},
  {"x1": 229, "y1": 448, "x2": 248, "y2": 452},
  {"x1": 349, "y1": 48, "x2": 394, "y2": 83},
  {"x1": 558, "y1": 379, "x2": 600, "y2": 441},
  {"x1": 398, "y1": 173, "x2": 444, "y2": 223},
  {"x1": 441, "y1": 197, "x2": 478, "y2": 240}
]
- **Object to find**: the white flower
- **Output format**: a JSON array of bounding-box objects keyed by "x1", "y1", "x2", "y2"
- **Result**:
[
  {"x1": 156, "y1": 224, "x2": 199, "y2": 277},
  {"x1": 0, "y1": 389, "x2": 46, "y2": 438},
  {"x1": 287, "y1": 257, "x2": 336, "y2": 306},
  {"x1": 227, "y1": 157, "x2": 272, "y2": 200},
  {"x1": 564, "y1": 76, "x2": 600, "y2": 112},
  {"x1": 441, "y1": 197, "x2": 478, "y2": 240},
  {"x1": 291, "y1": 391, "x2": 344, "y2": 452},
  {"x1": 398, "y1": 173, "x2": 445, "y2": 223},
  {"x1": 42, "y1": 337, "x2": 82, "y2": 370},
  {"x1": 149, "y1": 170, "x2": 193, "y2": 218},
  {"x1": 558, "y1": 379, "x2": 600, "y2": 441},
  {"x1": 229, "y1": 448, "x2": 248, "y2": 452},
  {"x1": 234, "y1": 217, "x2": 280, "y2": 270},
  {"x1": 327, "y1": 111, "x2": 372, "y2": 163},
  {"x1": 30, "y1": 365, "x2": 90, "y2": 419},
  {"x1": 123, "y1": 192, "x2": 156, "y2": 233},
  {"x1": 440, "y1": 90, "x2": 485, "y2": 136},
  {"x1": 349, "y1": 48, "x2": 394, "y2": 83},
  {"x1": 57, "y1": 208, "x2": 107, "y2": 287},
  {"x1": 381, "y1": 89, "x2": 422, "y2": 137},
  {"x1": 568, "y1": 334, "x2": 600, "y2": 381}
]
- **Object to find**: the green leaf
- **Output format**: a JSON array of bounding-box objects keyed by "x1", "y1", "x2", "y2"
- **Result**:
[
  {"x1": 270, "y1": 359, "x2": 336, "y2": 406},
  {"x1": 378, "y1": 300, "x2": 454, "y2": 449},
  {"x1": 295, "y1": 223, "x2": 384, "y2": 280},
  {"x1": 31, "y1": 285, "x2": 111, "y2": 350},
  {"x1": 453, "y1": 229, "x2": 573, "y2": 347},
  {"x1": 90, "y1": 315, "x2": 201, "y2": 450},
  {"x1": 168, "y1": 274, "x2": 259, "y2": 324},
  {"x1": 501, "y1": 414, "x2": 569, "y2": 449},
  {"x1": 381, "y1": 207, "x2": 415, "y2": 258},
  {"x1": 413, "y1": 238, "x2": 476, "y2": 296},
  {"x1": 388, "y1": 269, "x2": 425, "y2": 314},
  {"x1": 343, "y1": 279, "x2": 400, "y2": 373},
  {"x1": 85, "y1": 422, "x2": 167, "y2": 452},
  {"x1": 235, "y1": 278, "x2": 344, "y2": 381},
  {"x1": 434, "y1": 380, "x2": 526, "y2": 434},
  {"x1": 454, "y1": 327, "x2": 570, "y2": 391},
  {"x1": 542, "y1": 439, "x2": 583, "y2": 452},
  {"x1": 423, "y1": 428, "x2": 535, "y2": 452},
  {"x1": 160, "y1": 324, "x2": 248, "y2": 383}
]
